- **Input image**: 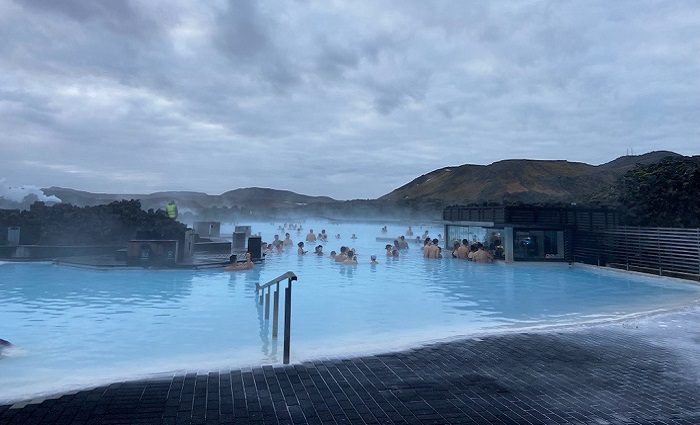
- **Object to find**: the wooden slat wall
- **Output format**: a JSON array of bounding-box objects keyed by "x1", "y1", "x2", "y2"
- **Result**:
[{"x1": 574, "y1": 227, "x2": 700, "y2": 279}]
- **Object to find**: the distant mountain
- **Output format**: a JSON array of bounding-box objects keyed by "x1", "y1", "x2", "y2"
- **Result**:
[
  {"x1": 27, "y1": 151, "x2": 687, "y2": 221},
  {"x1": 42, "y1": 187, "x2": 336, "y2": 211},
  {"x1": 380, "y1": 151, "x2": 682, "y2": 205}
]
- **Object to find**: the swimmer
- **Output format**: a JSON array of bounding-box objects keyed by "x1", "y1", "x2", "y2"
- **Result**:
[
  {"x1": 335, "y1": 246, "x2": 349, "y2": 262},
  {"x1": 370, "y1": 255, "x2": 378, "y2": 265},
  {"x1": 314, "y1": 245, "x2": 324, "y2": 256},
  {"x1": 398, "y1": 236, "x2": 409, "y2": 250},
  {"x1": 306, "y1": 229, "x2": 317, "y2": 242},
  {"x1": 343, "y1": 250, "x2": 358, "y2": 265},
  {"x1": 472, "y1": 243, "x2": 494, "y2": 263},
  {"x1": 330, "y1": 250, "x2": 337, "y2": 259},
  {"x1": 406, "y1": 226, "x2": 413, "y2": 236},
  {"x1": 224, "y1": 252, "x2": 254, "y2": 271},
  {"x1": 351, "y1": 233, "x2": 357, "y2": 240},
  {"x1": 385, "y1": 244, "x2": 393, "y2": 256},
  {"x1": 320, "y1": 230, "x2": 328, "y2": 241},
  {"x1": 456, "y1": 239, "x2": 469, "y2": 259},
  {"x1": 381, "y1": 226, "x2": 388, "y2": 234},
  {"x1": 391, "y1": 249, "x2": 399, "y2": 258},
  {"x1": 335, "y1": 233, "x2": 341, "y2": 239},
  {"x1": 272, "y1": 234, "x2": 283, "y2": 248},
  {"x1": 428, "y1": 239, "x2": 440, "y2": 259},
  {"x1": 297, "y1": 241, "x2": 307, "y2": 255},
  {"x1": 283, "y1": 233, "x2": 293, "y2": 247}
]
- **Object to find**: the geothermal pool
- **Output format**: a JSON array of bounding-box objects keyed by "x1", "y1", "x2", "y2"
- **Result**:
[{"x1": 1, "y1": 221, "x2": 699, "y2": 403}]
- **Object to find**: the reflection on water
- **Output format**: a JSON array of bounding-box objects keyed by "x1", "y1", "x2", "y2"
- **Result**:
[{"x1": 1, "y1": 220, "x2": 699, "y2": 403}]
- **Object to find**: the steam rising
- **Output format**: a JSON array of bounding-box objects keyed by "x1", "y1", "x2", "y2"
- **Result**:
[{"x1": 0, "y1": 179, "x2": 61, "y2": 205}]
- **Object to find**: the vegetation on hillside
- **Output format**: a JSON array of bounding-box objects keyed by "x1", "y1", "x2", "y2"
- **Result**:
[
  {"x1": 617, "y1": 157, "x2": 700, "y2": 228},
  {"x1": 0, "y1": 200, "x2": 187, "y2": 245}
]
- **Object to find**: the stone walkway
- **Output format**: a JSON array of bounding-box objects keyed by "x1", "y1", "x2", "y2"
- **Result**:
[{"x1": 1, "y1": 309, "x2": 699, "y2": 425}]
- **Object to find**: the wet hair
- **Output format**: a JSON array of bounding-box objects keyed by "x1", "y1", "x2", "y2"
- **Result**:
[
  {"x1": 371, "y1": 255, "x2": 377, "y2": 260},
  {"x1": 340, "y1": 246, "x2": 348, "y2": 253},
  {"x1": 298, "y1": 242, "x2": 304, "y2": 247},
  {"x1": 424, "y1": 238, "x2": 431, "y2": 245},
  {"x1": 400, "y1": 236, "x2": 405, "y2": 240},
  {"x1": 432, "y1": 238, "x2": 439, "y2": 244},
  {"x1": 385, "y1": 244, "x2": 392, "y2": 249},
  {"x1": 462, "y1": 239, "x2": 468, "y2": 245}
]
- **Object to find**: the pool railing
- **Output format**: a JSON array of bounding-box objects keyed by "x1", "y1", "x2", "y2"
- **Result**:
[{"x1": 256, "y1": 271, "x2": 298, "y2": 364}]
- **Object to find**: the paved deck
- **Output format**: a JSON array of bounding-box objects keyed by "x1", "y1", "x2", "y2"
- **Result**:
[{"x1": 1, "y1": 308, "x2": 699, "y2": 425}]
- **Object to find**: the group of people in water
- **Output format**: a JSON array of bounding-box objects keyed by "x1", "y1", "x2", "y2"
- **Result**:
[{"x1": 225, "y1": 224, "x2": 495, "y2": 271}]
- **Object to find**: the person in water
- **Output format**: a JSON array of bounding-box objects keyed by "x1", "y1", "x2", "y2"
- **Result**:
[
  {"x1": 335, "y1": 233, "x2": 341, "y2": 239},
  {"x1": 406, "y1": 226, "x2": 413, "y2": 236},
  {"x1": 329, "y1": 250, "x2": 337, "y2": 259},
  {"x1": 351, "y1": 233, "x2": 357, "y2": 239},
  {"x1": 306, "y1": 229, "x2": 317, "y2": 242},
  {"x1": 297, "y1": 241, "x2": 307, "y2": 255},
  {"x1": 343, "y1": 250, "x2": 358, "y2": 264},
  {"x1": 472, "y1": 243, "x2": 494, "y2": 263},
  {"x1": 272, "y1": 234, "x2": 283, "y2": 248},
  {"x1": 314, "y1": 245, "x2": 324, "y2": 256},
  {"x1": 224, "y1": 252, "x2": 254, "y2": 271},
  {"x1": 456, "y1": 239, "x2": 469, "y2": 259},
  {"x1": 335, "y1": 246, "x2": 349, "y2": 262},
  {"x1": 385, "y1": 244, "x2": 393, "y2": 256},
  {"x1": 398, "y1": 236, "x2": 409, "y2": 250},
  {"x1": 283, "y1": 233, "x2": 293, "y2": 247},
  {"x1": 370, "y1": 255, "x2": 379, "y2": 265},
  {"x1": 320, "y1": 230, "x2": 328, "y2": 241}
]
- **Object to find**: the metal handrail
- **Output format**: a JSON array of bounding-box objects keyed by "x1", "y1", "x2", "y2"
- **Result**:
[
  {"x1": 256, "y1": 271, "x2": 297, "y2": 290},
  {"x1": 255, "y1": 271, "x2": 298, "y2": 364}
]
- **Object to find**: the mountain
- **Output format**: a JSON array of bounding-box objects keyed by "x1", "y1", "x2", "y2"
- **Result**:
[
  {"x1": 380, "y1": 151, "x2": 682, "y2": 205},
  {"x1": 42, "y1": 187, "x2": 335, "y2": 211}
]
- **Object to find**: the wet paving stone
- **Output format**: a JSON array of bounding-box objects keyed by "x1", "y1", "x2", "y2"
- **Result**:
[{"x1": 2, "y1": 311, "x2": 700, "y2": 424}]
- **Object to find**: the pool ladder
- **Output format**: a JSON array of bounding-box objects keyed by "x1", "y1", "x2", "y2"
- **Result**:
[{"x1": 255, "y1": 271, "x2": 298, "y2": 364}]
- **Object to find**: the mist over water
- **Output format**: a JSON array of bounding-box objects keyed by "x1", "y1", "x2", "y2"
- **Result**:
[{"x1": 1, "y1": 220, "x2": 699, "y2": 403}]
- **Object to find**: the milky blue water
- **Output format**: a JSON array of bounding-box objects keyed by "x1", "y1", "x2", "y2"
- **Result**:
[{"x1": 1, "y1": 221, "x2": 699, "y2": 403}]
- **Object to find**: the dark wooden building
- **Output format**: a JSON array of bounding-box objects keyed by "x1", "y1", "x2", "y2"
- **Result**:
[{"x1": 442, "y1": 205, "x2": 619, "y2": 262}]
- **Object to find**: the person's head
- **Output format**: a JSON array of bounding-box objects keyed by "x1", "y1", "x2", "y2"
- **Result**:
[
  {"x1": 347, "y1": 250, "x2": 354, "y2": 259},
  {"x1": 400, "y1": 236, "x2": 405, "y2": 241},
  {"x1": 432, "y1": 238, "x2": 439, "y2": 245},
  {"x1": 340, "y1": 246, "x2": 348, "y2": 253},
  {"x1": 285, "y1": 233, "x2": 290, "y2": 238},
  {"x1": 471, "y1": 244, "x2": 478, "y2": 252},
  {"x1": 315, "y1": 245, "x2": 323, "y2": 252},
  {"x1": 322, "y1": 229, "x2": 326, "y2": 234},
  {"x1": 385, "y1": 244, "x2": 392, "y2": 250},
  {"x1": 330, "y1": 250, "x2": 336, "y2": 257},
  {"x1": 453, "y1": 241, "x2": 461, "y2": 249},
  {"x1": 245, "y1": 252, "x2": 251, "y2": 261},
  {"x1": 424, "y1": 238, "x2": 431, "y2": 246},
  {"x1": 394, "y1": 239, "x2": 400, "y2": 247},
  {"x1": 298, "y1": 241, "x2": 304, "y2": 247},
  {"x1": 476, "y1": 242, "x2": 484, "y2": 250},
  {"x1": 274, "y1": 234, "x2": 280, "y2": 240},
  {"x1": 370, "y1": 255, "x2": 377, "y2": 261},
  {"x1": 462, "y1": 239, "x2": 468, "y2": 245},
  {"x1": 309, "y1": 229, "x2": 313, "y2": 233}
]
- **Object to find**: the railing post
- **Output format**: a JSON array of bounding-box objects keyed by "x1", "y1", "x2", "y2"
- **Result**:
[
  {"x1": 272, "y1": 283, "x2": 280, "y2": 338},
  {"x1": 283, "y1": 277, "x2": 293, "y2": 364},
  {"x1": 265, "y1": 287, "x2": 270, "y2": 320}
]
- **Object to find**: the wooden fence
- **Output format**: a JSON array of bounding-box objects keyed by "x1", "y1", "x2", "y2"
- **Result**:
[{"x1": 574, "y1": 226, "x2": 700, "y2": 280}]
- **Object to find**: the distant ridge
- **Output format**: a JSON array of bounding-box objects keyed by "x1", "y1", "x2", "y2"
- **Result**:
[
  {"x1": 24, "y1": 151, "x2": 685, "y2": 214},
  {"x1": 379, "y1": 151, "x2": 682, "y2": 204},
  {"x1": 42, "y1": 186, "x2": 335, "y2": 210}
]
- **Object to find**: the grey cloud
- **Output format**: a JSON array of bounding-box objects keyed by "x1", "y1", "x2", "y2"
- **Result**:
[{"x1": 1, "y1": 1, "x2": 700, "y2": 199}]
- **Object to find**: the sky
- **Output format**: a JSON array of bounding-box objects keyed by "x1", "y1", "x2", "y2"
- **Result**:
[{"x1": 1, "y1": 0, "x2": 699, "y2": 200}]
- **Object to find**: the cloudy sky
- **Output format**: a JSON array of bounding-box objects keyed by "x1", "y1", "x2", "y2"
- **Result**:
[{"x1": 1, "y1": 0, "x2": 699, "y2": 199}]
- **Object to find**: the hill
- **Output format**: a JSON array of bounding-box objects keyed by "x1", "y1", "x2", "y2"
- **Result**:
[{"x1": 380, "y1": 151, "x2": 681, "y2": 205}]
